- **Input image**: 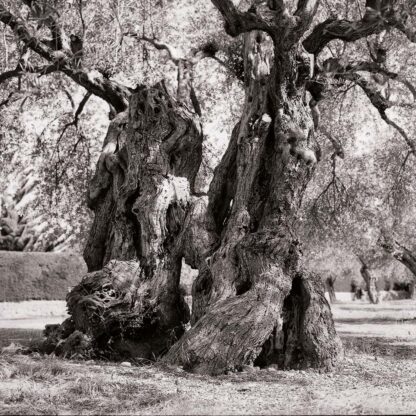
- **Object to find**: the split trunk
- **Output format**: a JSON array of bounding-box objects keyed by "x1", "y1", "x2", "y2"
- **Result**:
[{"x1": 65, "y1": 31, "x2": 342, "y2": 374}]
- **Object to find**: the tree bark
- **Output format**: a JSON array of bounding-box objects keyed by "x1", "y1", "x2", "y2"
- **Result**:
[
  {"x1": 379, "y1": 236, "x2": 416, "y2": 299},
  {"x1": 358, "y1": 256, "x2": 379, "y2": 304},
  {"x1": 163, "y1": 32, "x2": 342, "y2": 374},
  {"x1": 62, "y1": 23, "x2": 342, "y2": 375},
  {"x1": 67, "y1": 82, "x2": 207, "y2": 357}
]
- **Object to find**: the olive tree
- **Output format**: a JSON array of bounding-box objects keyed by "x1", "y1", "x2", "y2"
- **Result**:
[{"x1": 2, "y1": 0, "x2": 416, "y2": 374}]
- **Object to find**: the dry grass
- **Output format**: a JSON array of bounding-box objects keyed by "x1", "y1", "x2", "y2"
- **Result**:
[
  {"x1": 0, "y1": 339, "x2": 416, "y2": 415},
  {"x1": 0, "y1": 355, "x2": 174, "y2": 415},
  {"x1": 0, "y1": 329, "x2": 43, "y2": 349},
  {"x1": 1, "y1": 299, "x2": 416, "y2": 415}
]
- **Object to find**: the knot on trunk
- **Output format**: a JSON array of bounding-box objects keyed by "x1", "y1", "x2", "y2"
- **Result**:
[{"x1": 38, "y1": 260, "x2": 190, "y2": 360}]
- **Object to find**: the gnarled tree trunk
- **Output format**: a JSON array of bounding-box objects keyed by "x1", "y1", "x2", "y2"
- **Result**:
[
  {"x1": 62, "y1": 15, "x2": 342, "y2": 375},
  {"x1": 67, "y1": 82, "x2": 208, "y2": 358},
  {"x1": 163, "y1": 31, "x2": 342, "y2": 374}
]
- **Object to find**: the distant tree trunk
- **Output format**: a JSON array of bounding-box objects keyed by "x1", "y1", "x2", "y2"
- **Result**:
[
  {"x1": 409, "y1": 280, "x2": 416, "y2": 299},
  {"x1": 163, "y1": 31, "x2": 342, "y2": 374},
  {"x1": 379, "y1": 236, "x2": 416, "y2": 300},
  {"x1": 358, "y1": 256, "x2": 379, "y2": 304},
  {"x1": 326, "y1": 276, "x2": 337, "y2": 303}
]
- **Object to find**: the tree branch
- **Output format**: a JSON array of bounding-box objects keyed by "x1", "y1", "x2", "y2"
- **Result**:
[
  {"x1": 343, "y1": 61, "x2": 416, "y2": 100},
  {"x1": 304, "y1": 1, "x2": 416, "y2": 55},
  {"x1": 0, "y1": 91, "x2": 14, "y2": 108},
  {"x1": 0, "y1": 62, "x2": 57, "y2": 83},
  {"x1": 56, "y1": 91, "x2": 92, "y2": 147},
  {"x1": 378, "y1": 232, "x2": 416, "y2": 276},
  {"x1": 210, "y1": 0, "x2": 275, "y2": 37},
  {"x1": 0, "y1": 4, "x2": 130, "y2": 112},
  {"x1": 123, "y1": 32, "x2": 182, "y2": 63},
  {"x1": 20, "y1": 0, "x2": 70, "y2": 51},
  {"x1": 304, "y1": 18, "x2": 386, "y2": 55},
  {"x1": 295, "y1": 0, "x2": 320, "y2": 34},
  {"x1": 341, "y1": 72, "x2": 416, "y2": 153},
  {"x1": 124, "y1": 33, "x2": 221, "y2": 66}
]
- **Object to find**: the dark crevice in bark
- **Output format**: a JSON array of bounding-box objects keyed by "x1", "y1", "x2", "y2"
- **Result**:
[
  {"x1": 83, "y1": 191, "x2": 115, "y2": 272},
  {"x1": 281, "y1": 275, "x2": 310, "y2": 368},
  {"x1": 248, "y1": 120, "x2": 275, "y2": 232},
  {"x1": 191, "y1": 266, "x2": 214, "y2": 325},
  {"x1": 255, "y1": 272, "x2": 341, "y2": 370},
  {"x1": 235, "y1": 277, "x2": 253, "y2": 296},
  {"x1": 208, "y1": 123, "x2": 239, "y2": 233},
  {"x1": 125, "y1": 187, "x2": 142, "y2": 259},
  {"x1": 162, "y1": 30, "x2": 341, "y2": 374}
]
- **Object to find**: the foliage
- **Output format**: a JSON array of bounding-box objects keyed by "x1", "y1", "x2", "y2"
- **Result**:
[{"x1": 1, "y1": 0, "x2": 416, "y2": 293}]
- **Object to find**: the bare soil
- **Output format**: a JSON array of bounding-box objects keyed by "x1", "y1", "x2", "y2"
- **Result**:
[{"x1": 0, "y1": 300, "x2": 415, "y2": 415}]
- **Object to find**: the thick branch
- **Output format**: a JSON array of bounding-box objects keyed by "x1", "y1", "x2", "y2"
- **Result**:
[
  {"x1": 304, "y1": 18, "x2": 385, "y2": 55},
  {"x1": 211, "y1": 0, "x2": 275, "y2": 37},
  {"x1": 304, "y1": 1, "x2": 416, "y2": 55},
  {"x1": 379, "y1": 234, "x2": 416, "y2": 277},
  {"x1": 0, "y1": 4, "x2": 130, "y2": 112},
  {"x1": 295, "y1": 0, "x2": 320, "y2": 34}
]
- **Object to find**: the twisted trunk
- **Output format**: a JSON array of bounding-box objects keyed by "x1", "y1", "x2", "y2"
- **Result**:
[
  {"x1": 63, "y1": 30, "x2": 341, "y2": 374},
  {"x1": 358, "y1": 256, "x2": 379, "y2": 304},
  {"x1": 163, "y1": 32, "x2": 341, "y2": 374},
  {"x1": 68, "y1": 82, "x2": 206, "y2": 357}
]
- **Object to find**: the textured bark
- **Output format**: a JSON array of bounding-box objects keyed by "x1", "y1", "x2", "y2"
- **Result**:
[
  {"x1": 358, "y1": 257, "x2": 379, "y2": 304},
  {"x1": 66, "y1": 260, "x2": 189, "y2": 357},
  {"x1": 379, "y1": 236, "x2": 416, "y2": 299},
  {"x1": 63, "y1": 6, "x2": 342, "y2": 373},
  {"x1": 163, "y1": 31, "x2": 342, "y2": 374},
  {"x1": 68, "y1": 82, "x2": 206, "y2": 357}
]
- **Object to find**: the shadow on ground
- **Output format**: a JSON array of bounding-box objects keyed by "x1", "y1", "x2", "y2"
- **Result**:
[
  {"x1": 0, "y1": 328, "x2": 42, "y2": 349},
  {"x1": 336, "y1": 317, "x2": 416, "y2": 324},
  {"x1": 341, "y1": 334, "x2": 416, "y2": 359}
]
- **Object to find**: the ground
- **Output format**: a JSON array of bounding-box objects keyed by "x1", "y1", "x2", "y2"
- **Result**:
[{"x1": 0, "y1": 299, "x2": 416, "y2": 415}]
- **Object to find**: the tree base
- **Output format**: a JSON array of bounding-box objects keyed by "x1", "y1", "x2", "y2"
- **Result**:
[
  {"x1": 40, "y1": 263, "x2": 342, "y2": 375},
  {"x1": 42, "y1": 260, "x2": 190, "y2": 360},
  {"x1": 163, "y1": 271, "x2": 342, "y2": 375}
]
